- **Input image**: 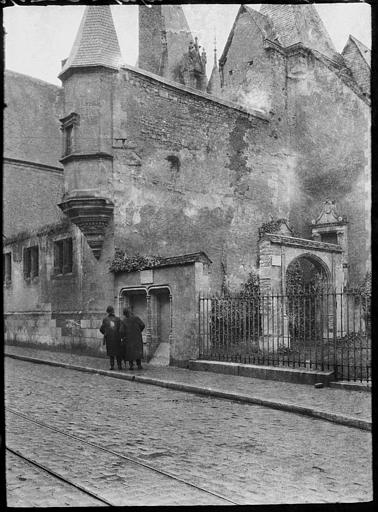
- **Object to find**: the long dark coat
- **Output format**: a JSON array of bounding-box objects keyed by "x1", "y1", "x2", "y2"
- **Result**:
[
  {"x1": 99, "y1": 314, "x2": 122, "y2": 357},
  {"x1": 120, "y1": 315, "x2": 145, "y2": 361}
]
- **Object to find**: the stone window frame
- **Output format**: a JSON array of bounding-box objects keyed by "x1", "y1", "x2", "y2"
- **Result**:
[
  {"x1": 60, "y1": 112, "x2": 80, "y2": 157},
  {"x1": 53, "y1": 237, "x2": 73, "y2": 276},
  {"x1": 3, "y1": 252, "x2": 12, "y2": 286},
  {"x1": 23, "y1": 245, "x2": 39, "y2": 280}
]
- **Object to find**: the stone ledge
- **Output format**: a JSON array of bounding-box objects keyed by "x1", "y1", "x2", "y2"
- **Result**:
[{"x1": 189, "y1": 360, "x2": 335, "y2": 386}]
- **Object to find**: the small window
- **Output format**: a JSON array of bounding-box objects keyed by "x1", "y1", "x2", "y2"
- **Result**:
[
  {"x1": 321, "y1": 232, "x2": 338, "y2": 245},
  {"x1": 60, "y1": 112, "x2": 79, "y2": 157},
  {"x1": 166, "y1": 155, "x2": 180, "y2": 174},
  {"x1": 23, "y1": 246, "x2": 39, "y2": 279},
  {"x1": 65, "y1": 125, "x2": 73, "y2": 155},
  {"x1": 3, "y1": 252, "x2": 11, "y2": 284},
  {"x1": 54, "y1": 238, "x2": 73, "y2": 275},
  {"x1": 229, "y1": 70, "x2": 233, "y2": 76}
]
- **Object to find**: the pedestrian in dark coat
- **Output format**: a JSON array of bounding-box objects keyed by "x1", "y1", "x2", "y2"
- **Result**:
[
  {"x1": 100, "y1": 305, "x2": 123, "y2": 370},
  {"x1": 120, "y1": 308, "x2": 145, "y2": 370}
]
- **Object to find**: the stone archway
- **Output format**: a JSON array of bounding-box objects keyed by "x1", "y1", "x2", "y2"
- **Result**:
[{"x1": 286, "y1": 253, "x2": 331, "y2": 291}]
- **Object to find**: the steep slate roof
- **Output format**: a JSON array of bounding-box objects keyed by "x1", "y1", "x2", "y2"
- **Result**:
[
  {"x1": 219, "y1": 5, "x2": 276, "y2": 65},
  {"x1": 259, "y1": 3, "x2": 341, "y2": 63},
  {"x1": 341, "y1": 35, "x2": 371, "y2": 96},
  {"x1": 346, "y1": 35, "x2": 371, "y2": 67},
  {"x1": 59, "y1": 5, "x2": 122, "y2": 80}
]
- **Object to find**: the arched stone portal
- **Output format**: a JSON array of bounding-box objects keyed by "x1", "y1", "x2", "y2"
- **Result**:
[
  {"x1": 258, "y1": 232, "x2": 345, "y2": 348},
  {"x1": 286, "y1": 253, "x2": 331, "y2": 290}
]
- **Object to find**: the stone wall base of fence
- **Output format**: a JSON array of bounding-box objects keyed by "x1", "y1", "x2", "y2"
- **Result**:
[{"x1": 189, "y1": 359, "x2": 335, "y2": 386}]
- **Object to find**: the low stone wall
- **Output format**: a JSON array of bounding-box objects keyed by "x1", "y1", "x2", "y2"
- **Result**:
[{"x1": 4, "y1": 311, "x2": 107, "y2": 357}]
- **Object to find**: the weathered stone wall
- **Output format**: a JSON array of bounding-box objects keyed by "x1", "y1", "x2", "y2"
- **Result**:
[
  {"x1": 4, "y1": 71, "x2": 63, "y2": 166},
  {"x1": 3, "y1": 223, "x2": 114, "y2": 355},
  {"x1": 286, "y1": 52, "x2": 370, "y2": 284},
  {"x1": 220, "y1": 9, "x2": 286, "y2": 119},
  {"x1": 3, "y1": 161, "x2": 65, "y2": 238},
  {"x1": 4, "y1": 71, "x2": 65, "y2": 238},
  {"x1": 112, "y1": 66, "x2": 294, "y2": 293}
]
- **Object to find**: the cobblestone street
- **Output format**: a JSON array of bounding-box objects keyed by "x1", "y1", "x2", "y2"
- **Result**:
[{"x1": 6, "y1": 358, "x2": 373, "y2": 506}]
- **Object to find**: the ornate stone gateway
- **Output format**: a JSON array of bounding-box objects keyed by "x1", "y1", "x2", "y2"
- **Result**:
[{"x1": 257, "y1": 202, "x2": 348, "y2": 347}]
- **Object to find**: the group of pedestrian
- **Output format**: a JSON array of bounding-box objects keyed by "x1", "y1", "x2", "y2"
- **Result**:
[{"x1": 100, "y1": 306, "x2": 145, "y2": 371}]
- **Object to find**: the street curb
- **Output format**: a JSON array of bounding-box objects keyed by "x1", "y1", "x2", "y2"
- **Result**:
[{"x1": 5, "y1": 353, "x2": 371, "y2": 432}]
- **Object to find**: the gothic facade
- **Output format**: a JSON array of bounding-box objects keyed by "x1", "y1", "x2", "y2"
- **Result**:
[{"x1": 3, "y1": 5, "x2": 370, "y2": 365}]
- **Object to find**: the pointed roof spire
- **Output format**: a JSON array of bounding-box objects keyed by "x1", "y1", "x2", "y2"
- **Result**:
[
  {"x1": 207, "y1": 34, "x2": 221, "y2": 96},
  {"x1": 59, "y1": 6, "x2": 122, "y2": 81},
  {"x1": 213, "y1": 33, "x2": 217, "y2": 67}
]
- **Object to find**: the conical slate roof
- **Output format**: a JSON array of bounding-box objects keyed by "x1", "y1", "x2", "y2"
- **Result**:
[
  {"x1": 260, "y1": 4, "x2": 340, "y2": 62},
  {"x1": 59, "y1": 5, "x2": 122, "y2": 80}
]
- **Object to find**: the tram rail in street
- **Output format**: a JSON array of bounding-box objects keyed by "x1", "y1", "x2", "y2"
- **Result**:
[
  {"x1": 6, "y1": 408, "x2": 238, "y2": 505},
  {"x1": 6, "y1": 446, "x2": 112, "y2": 506}
]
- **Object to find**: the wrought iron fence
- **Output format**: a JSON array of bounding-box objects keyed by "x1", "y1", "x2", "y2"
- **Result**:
[{"x1": 198, "y1": 288, "x2": 371, "y2": 382}]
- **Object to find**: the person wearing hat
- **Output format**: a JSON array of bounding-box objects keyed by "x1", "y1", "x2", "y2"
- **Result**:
[
  {"x1": 120, "y1": 307, "x2": 145, "y2": 370},
  {"x1": 100, "y1": 305, "x2": 123, "y2": 370}
]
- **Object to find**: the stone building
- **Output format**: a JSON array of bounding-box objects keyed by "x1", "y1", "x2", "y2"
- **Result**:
[{"x1": 3, "y1": 4, "x2": 370, "y2": 365}]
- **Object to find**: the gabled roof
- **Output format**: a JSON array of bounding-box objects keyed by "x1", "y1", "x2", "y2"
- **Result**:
[
  {"x1": 59, "y1": 6, "x2": 122, "y2": 80},
  {"x1": 219, "y1": 5, "x2": 276, "y2": 65},
  {"x1": 345, "y1": 35, "x2": 371, "y2": 68},
  {"x1": 259, "y1": 4, "x2": 341, "y2": 63}
]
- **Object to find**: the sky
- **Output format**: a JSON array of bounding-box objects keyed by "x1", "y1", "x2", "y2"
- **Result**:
[{"x1": 3, "y1": 3, "x2": 372, "y2": 86}]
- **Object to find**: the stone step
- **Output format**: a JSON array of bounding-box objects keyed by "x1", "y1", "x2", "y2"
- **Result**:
[{"x1": 189, "y1": 360, "x2": 335, "y2": 386}]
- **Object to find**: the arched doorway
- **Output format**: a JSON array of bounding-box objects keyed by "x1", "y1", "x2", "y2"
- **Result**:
[
  {"x1": 285, "y1": 255, "x2": 332, "y2": 345},
  {"x1": 119, "y1": 286, "x2": 172, "y2": 364},
  {"x1": 286, "y1": 253, "x2": 330, "y2": 291}
]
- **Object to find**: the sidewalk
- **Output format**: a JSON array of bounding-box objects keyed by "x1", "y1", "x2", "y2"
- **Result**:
[{"x1": 5, "y1": 345, "x2": 371, "y2": 431}]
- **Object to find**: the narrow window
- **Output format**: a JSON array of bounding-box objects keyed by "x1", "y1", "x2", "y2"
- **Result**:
[
  {"x1": 63, "y1": 238, "x2": 73, "y2": 274},
  {"x1": 54, "y1": 240, "x2": 64, "y2": 274},
  {"x1": 23, "y1": 248, "x2": 31, "y2": 279},
  {"x1": 30, "y1": 246, "x2": 39, "y2": 277},
  {"x1": 3, "y1": 253, "x2": 11, "y2": 283},
  {"x1": 65, "y1": 125, "x2": 73, "y2": 155},
  {"x1": 23, "y1": 246, "x2": 38, "y2": 279},
  {"x1": 54, "y1": 238, "x2": 73, "y2": 275},
  {"x1": 60, "y1": 112, "x2": 79, "y2": 157}
]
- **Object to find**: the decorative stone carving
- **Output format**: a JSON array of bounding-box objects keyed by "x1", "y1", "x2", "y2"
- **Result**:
[
  {"x1": 176, "y1": 37, "x2": 208, "y2": 91},
  {"x1": 311, "y1": 199, "x2": 346, "y2": 226},
  {"x1": 58, "y1": 196, "x2": 114, "y2": 259}
]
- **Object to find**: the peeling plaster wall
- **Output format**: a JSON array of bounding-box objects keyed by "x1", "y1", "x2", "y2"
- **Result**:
[
  {"x1": 286, "y1": 54, "x2": 371, "y2": 284},
  {"x1": 112, "y1": 68, "x2": 293, "y2": 292}
]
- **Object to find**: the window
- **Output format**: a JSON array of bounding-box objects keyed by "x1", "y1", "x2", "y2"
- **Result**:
[
  {"x1": 65, "y1": 125, "x2": 73, "y2": 155},
  {"x1": 60, "y1": 112, "x2": 79, "y2": 157},
  {"x1": 23, "y1": 246, "x2": 39, "y2": 279},
  {"x1": 54, "y1": 238, "x2": 73, "y2": 275},
  {"x1": 3, "y1": 253, "x2": 11, "y2": 284},
  {"x1": 321, "y1": 232, "x2": 338, "y2": 245}
]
